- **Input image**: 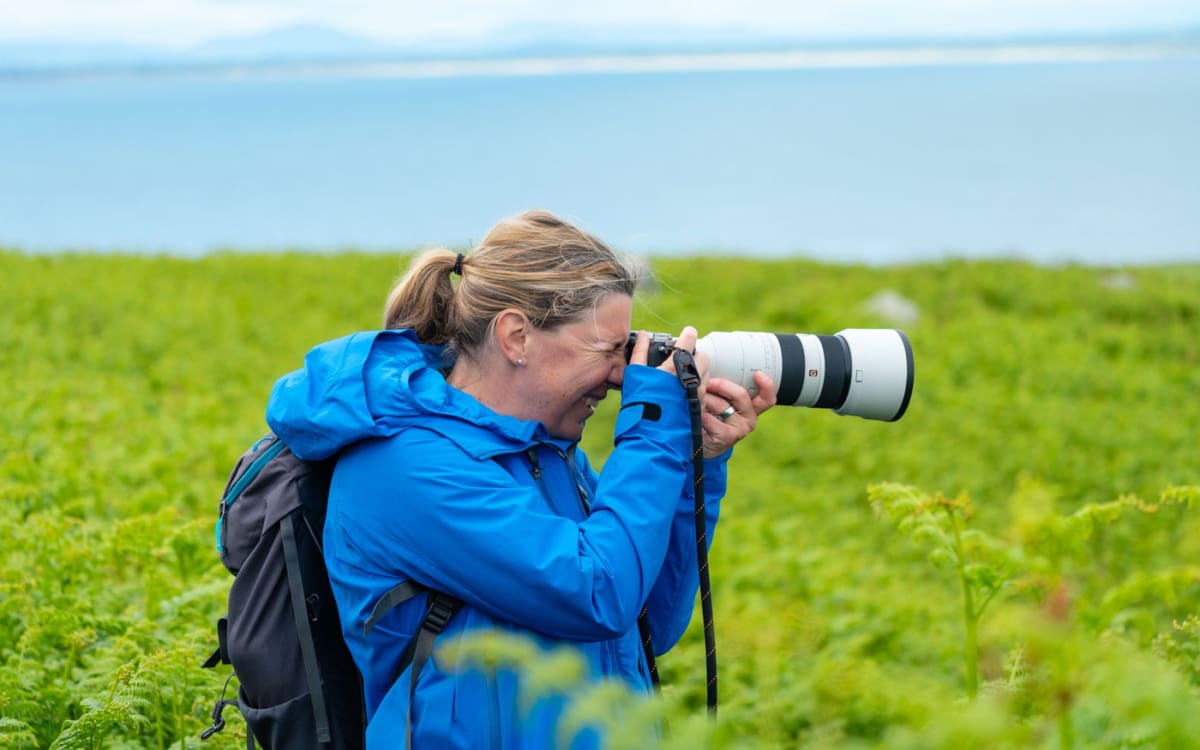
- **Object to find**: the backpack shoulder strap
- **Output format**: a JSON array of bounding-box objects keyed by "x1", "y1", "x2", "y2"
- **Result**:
[
  {"x1": 280, "y1": 514, "x2": 334, "y2": 745},
  {"x1": 363, "y1": 580, "x2": 424, "y2": 637},
  {"x1": 216, "y1": 437, "x2": 286, "y2": 555},
  {"x1": 405, "y1": 592, "x2": 462, "y2": 748},
  {"x1": 362, "y1": 583, "x2": 463, "y2": 684},
  {"x1": 361, "y1": 580, "x2": 462, "y2": 749}
]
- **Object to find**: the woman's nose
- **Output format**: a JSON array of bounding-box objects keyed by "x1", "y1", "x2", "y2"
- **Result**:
[{"x1": 608, "y1": 359, "x2": 626, "y2": 390}]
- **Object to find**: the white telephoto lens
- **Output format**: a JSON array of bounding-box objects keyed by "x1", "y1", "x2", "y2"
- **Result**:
[
  {"x1": 834, "y1": 329, "x2": 914, "y2": 422},
  {"x1": 695, "y1": 329, "x2": 913, "y2": 421},
  {"x1": 695, "y1": 331, "x2": 780, "y2": 396}
]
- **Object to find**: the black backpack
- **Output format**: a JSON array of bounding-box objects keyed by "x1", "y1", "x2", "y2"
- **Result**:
[{"x1": 201, "y1": 433, "x2": 461, "y2": 749}]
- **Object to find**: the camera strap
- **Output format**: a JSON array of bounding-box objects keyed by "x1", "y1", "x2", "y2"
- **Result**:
[{"x1": 671, "y1": 348, "x2": 718, "y2": 717}]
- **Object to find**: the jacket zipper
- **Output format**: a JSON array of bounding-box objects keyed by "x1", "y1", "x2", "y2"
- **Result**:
[
  {"x1": 556, "y1": 443, "x2": 591, "y2": 516},
  {"x1": 527, "y1": 444, "x2": 590, "y2": 518}
]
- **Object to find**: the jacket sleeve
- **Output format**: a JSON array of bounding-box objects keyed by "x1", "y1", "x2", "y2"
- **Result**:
[
  {"x1": 326, "y1": 366, "x2": 692, "y2": 642},
  {"x1": 577, "y1": 441, "x2": 731, "y2": 655}
]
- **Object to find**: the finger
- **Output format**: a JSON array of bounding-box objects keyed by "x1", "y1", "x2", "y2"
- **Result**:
[
  {"x1": 693, "y1": 348, "x2": 711, "y2": 402},
  {"x1": 700, "y1": 410, "x2": 733, "y2": 437},
  {"x1": 657, "y1": 325, "x2": 699, "y2": 379},
  {"x1": 699, "y1": 410, "x2": 748, "y2": 458},
  {"x1": 703, "y1": 382, "x2": 758, "y2": 441},
  {"x1": 674, "y1": 326, "x2": 698, "y2": 353},
  {"x1": 700, "y1": 410, "x2": 738, "y2": 439},
  {"x1": 703, "y1": 392, "x2": 735, "y2": 420},
  {"x1": 704, "y1": 377, "x2": 755, "y2": 417},
  {"x1": 750, "y1": 370, "x2": 779, "y2": 414},
  {"x1": 627, "y1": 330, "x2": 650, "y2": 366}
]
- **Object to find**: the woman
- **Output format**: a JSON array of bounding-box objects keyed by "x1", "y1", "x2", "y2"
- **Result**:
[{"x1": 266, "y1": 210, "x2": 776, "y2": 748}]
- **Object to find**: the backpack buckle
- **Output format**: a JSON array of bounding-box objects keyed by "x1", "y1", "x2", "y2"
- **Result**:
[
  {"x1": 200, "y1": 674, "x2": 239, "y2": 741},
  {"x1": 424, "y1": 597, "x2": 455, "y2": 633}
]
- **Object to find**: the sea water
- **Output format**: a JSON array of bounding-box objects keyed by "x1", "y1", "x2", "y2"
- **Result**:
[{"x1": 1, "y1": 55, "x2": 1197, "y2": 264}]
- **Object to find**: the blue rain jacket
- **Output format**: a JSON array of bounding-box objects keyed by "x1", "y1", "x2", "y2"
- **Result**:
[{"x1": 266, "y1": 329, "x2": 729, "y2": 749}]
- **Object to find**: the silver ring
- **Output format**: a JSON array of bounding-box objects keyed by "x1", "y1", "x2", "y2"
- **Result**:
[{"x1": 718, "y1": 405, "x2": 736, "y2": 421}]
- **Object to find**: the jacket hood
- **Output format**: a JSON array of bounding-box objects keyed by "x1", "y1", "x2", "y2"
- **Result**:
[{"x1": 266, "y1": 329, "x2": 546, "y2": 461}]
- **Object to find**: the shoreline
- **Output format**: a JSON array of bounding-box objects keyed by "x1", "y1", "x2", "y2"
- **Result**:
[
  {"x1": 4, "y1": 245, "x2": 1198, "y2": 269},
  {"x1": 4, "y1": 36, "x2": 1199, "y2": 85}
]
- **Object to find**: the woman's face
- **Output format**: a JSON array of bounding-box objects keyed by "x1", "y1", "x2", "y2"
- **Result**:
[{"x1": 523, "y1": 293, "x2": 632, "y2": 440}]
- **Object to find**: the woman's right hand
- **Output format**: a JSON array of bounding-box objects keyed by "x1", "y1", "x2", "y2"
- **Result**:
[{"x1": 628, "y1": 326, "x2": 708, "y2": 381}]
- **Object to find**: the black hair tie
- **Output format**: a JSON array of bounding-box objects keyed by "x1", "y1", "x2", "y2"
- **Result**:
[{"x1": 453, "y1": 253, "x2": 464, "y2": 276}]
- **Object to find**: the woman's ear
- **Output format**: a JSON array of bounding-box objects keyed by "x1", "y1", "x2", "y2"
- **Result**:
[{"x1": 493, "y1": 308, "x2": 531, "y2": 366}]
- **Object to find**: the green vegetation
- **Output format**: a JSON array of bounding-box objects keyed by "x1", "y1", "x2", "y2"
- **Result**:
[{"x1": 3, "y1": 250, "x2": 1198, "y2": 748}]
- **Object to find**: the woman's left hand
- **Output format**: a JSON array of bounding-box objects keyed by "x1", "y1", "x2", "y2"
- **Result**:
[{"x1": 699, "y1": 371, "x2": 778, "y2": 458}]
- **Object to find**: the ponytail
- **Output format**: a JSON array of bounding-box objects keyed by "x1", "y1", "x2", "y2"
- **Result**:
[{"x1": 383, "y1": 248, "x2": 460, "y2": 345}]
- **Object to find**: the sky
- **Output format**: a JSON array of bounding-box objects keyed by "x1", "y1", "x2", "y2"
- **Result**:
[{"x1": 1, "y1": 0, "x2": 1199, "y2": 48}]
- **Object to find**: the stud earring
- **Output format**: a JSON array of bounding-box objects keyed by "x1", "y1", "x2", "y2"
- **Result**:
[{"x1": 516, "y1": 358, "x2": 526, "y2": 366}]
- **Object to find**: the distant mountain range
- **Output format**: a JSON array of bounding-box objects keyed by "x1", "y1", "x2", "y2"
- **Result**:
[{"x1": 2, "y1": 22, "x2": 1198, "y2": 73}]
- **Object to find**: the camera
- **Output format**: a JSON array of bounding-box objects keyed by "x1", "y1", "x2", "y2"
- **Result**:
[{"x1": 625, "y1": 329, "x2": 914, "y2": 422}]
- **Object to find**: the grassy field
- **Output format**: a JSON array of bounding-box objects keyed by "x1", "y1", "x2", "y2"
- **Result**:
[{"x1": 3, "y1": 250, "x2": 1199, "y2": 748}]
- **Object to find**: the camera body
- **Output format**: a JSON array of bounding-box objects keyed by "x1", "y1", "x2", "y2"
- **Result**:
[
  {"x1": 627, "y1": 332, "x2": 679, "y2": 368},
  {"x1": 625, "y1": 329, "x2": 914, "y2": 422}
]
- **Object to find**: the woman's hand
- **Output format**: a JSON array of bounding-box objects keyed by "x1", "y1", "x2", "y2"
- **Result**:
[
  {"x1": 629, "y1": 326, "x2": 775, "y2": 457},
  {"x1": 699, "y1": 370, "x2": 777, "y2": 458},
  {"x1": 627, "y1": 327, "x2": 701, "y2": 379}
]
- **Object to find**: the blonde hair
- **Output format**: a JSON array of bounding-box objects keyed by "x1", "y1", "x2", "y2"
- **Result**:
[{"x1": 384, "y1": 210, "x2": 640, "y2": 355}]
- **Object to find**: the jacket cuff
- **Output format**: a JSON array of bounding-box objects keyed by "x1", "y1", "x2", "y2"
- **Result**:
[{"x1": 614, "y1": 365, "x2": 689, "y2": 443}]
